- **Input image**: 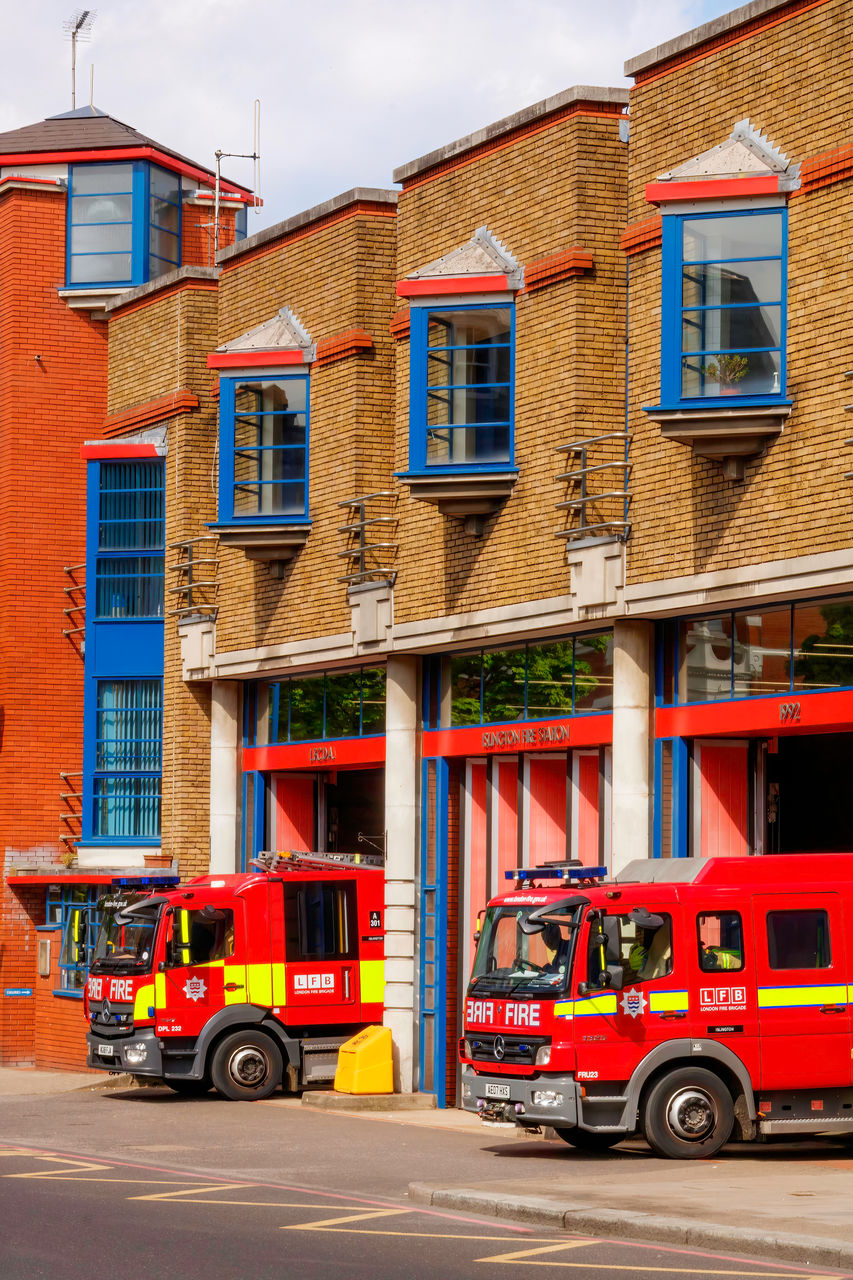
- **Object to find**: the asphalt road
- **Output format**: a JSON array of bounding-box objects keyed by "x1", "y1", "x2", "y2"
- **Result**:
[{"x1": 0, "y1": 1086, "x2": 847, "y2": 1279}]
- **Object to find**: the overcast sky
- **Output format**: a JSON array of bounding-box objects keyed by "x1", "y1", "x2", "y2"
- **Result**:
[{"x1": 3, "y1": 0, "x2": 736, "y2": 231}]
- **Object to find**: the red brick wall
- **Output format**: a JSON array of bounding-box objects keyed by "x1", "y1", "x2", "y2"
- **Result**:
[{"x1": 0, "y1": 184, "x2": 105, "y2": 1064}]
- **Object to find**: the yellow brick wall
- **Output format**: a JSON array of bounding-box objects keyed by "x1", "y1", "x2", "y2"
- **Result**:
[
  {"x1": 108, "y1": 285, "x2": 219, "y2": 875},
  {"x1": 625, "y1": 0, "x2": 853, "y2": 586},
  {"x1": 392, "y1": 112, "x2": 628, "y2": 625},
  {"x1": 212, "y1": 213, "x2": 397, "y2": 655}
]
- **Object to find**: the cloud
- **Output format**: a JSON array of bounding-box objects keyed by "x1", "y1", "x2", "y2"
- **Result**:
[{"x1": 2, "y1": 0, "x2": 720, "y2": 228}]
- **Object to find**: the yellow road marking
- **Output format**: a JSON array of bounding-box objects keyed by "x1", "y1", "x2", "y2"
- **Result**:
[
  {"x1": 476, "y1": 1254, "x2": 830, "y2": 1277},
  {"x1": 477, "y1": 1241, "x2": 597, "y2": 1262},
  {"x1": 283, "y1": 1207, "x2": 411, "y2": 1229},
  {"x1": 285, "y1": 1227, "x2": 554, "y2": 1240},
  {"x1": 5, "y1": 1156, "x2": 112, "y2": 1178},
  {"x1": 132, "y1": 1183, "x2": 259, "y2": 1202}
]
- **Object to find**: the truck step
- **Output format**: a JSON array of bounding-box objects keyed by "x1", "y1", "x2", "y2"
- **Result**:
[
  {"x1": 582, "y1": 1095, "x2": 627, "y2": 1104},
  {"x1": 759, "y1": 1117, "x2": 853, "y2": 1134}
]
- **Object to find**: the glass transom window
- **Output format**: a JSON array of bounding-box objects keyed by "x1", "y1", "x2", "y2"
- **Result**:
[{"x1": 667, "y1": 209, "x2": 785, "y2": 403}]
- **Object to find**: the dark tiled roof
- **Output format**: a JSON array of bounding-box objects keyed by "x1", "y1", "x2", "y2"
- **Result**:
[{"x1": 0, "y1": 106, "x2": 249, "y2": 193}]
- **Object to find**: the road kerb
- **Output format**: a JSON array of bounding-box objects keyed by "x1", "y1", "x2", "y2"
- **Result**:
[{"x1": 407, "y1": 1183, "x2": 853, "y2": 1270}]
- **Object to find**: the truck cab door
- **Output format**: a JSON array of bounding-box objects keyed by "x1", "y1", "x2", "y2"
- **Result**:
[
  {"x1": 572, "y1": 905, "x2": 687, "y2": 1084},
  {"x1": 282, "y1": 879, "x2": 360, "y2": 1023},
  {"x1": 155, "y1": 905, "x2": 236, "y2": 1037},
  {"x1": 753, "y1": 892, "x2": 851, "y2": 1089}
]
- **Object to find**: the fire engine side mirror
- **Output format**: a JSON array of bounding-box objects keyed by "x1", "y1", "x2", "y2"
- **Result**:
[{"x1": 473, "y1": 911, "x2": 484, "y2": 944}]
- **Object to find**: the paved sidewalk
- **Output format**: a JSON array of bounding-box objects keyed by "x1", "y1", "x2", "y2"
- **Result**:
[
  {"x1": 410, "y1": 1135, "x2": 853, "y2": 1271},
  {"x1": 0, "y1": 1067, "x2": 100, "y2": 1095}
]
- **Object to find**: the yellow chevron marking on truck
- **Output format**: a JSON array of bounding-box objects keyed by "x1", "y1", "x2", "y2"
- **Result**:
[
  {"x1": 359, "y1": 959, "x2": 385, "y2": 1004},
  {"x1": 133, "y1": 982, "x2": 155, "y2": 1021},
  {"x1": 757, "y1": 984, "x2": 847, "y2": 1008},
  {"x1": 649, "y1": 990, "x2": 689, "y2": 1013}
]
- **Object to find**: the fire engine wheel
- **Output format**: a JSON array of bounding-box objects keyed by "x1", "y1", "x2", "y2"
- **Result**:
[
  {"x1": 211, "y1": 1031, "x2": 283, "y2": 1101},
  {"x1": 643, "y1": 1068, "x2": 734, "y2": 1160},
  {"x1": 553, "y1": 1127, "x2": 623, "y2": 1152}
]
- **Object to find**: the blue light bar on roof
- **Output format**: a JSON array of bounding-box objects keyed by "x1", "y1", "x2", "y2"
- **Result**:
[
  {"x1": 506, "y1": 866, "x2": 608, "y2": 882},
  {"x1": 110, "y1": 876, "x2": 180, "y2": 887}
]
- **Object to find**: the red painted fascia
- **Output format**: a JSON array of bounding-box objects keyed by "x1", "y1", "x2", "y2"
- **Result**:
[
  {"x1": 655, "y1": 688, "x2": 853, "y2": 740},
  {"x1": 646, "y1": 176, "x2": 781, "y2": 205},
  {"x1": 243, "y1": 737, "x2": 386, "y2": 772},
  {"x1": 396, "y1": 274, "x2": 509, "y2": 298},
  {"x1": 207, "y1": 350, "x2": 308, "y2": 370},
  {"x1": 80, "y1": 442, "x2": 161, "y2": 460},
  {"x1": 0, "y1": 145, "x2": 251, "y2": 198},
  {"x1": 5, "y1": 874, "x2": 146, "y2": 886},
  {"x1": 0, "y1": 174, "x2": 63, "y2": 187},
  {"x1": 423, "y1": 715, "x2": 613, "y2": 759}
]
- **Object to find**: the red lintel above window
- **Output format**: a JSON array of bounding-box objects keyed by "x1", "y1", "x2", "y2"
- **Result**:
[
  {"x1": 206, "y1": 349, "x2": 309, "y2": 370},
  {"x1": 396, "y1": 274, "x2": 510, "y2": 298},
  {"x1": 646, "y1": 175, "x2": 783, "y2": 205},
  {"x1": 80, "y1": 442, "x2": 161, "y2": 460}
]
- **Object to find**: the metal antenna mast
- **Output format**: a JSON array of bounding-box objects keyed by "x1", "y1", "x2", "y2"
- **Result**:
[
  {"x1": 213, "y1": 99, "x2": 261, "y2": 257},
  {"x1": 63, "y1": 10, "x2": 95, "y2": 110}
]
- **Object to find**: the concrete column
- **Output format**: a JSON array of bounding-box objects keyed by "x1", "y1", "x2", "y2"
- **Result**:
[
  {"x1": 209, "y1": 680, "x2": 240, "y2": 874},
  {"x1": 610, "y1": 620, "x2": 653, "y2": 875},
  {"x1": 383, "y1": 654, "x2": 419, "y2": 1092}
]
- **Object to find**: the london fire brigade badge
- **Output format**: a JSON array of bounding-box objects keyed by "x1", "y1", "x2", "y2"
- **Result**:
[
  {"x1": 183, "y1": 977, "x2": 207, "y2": 1002},
  {"x1": 620, "y1": 988, "x2": 646, "y2": 1019}
]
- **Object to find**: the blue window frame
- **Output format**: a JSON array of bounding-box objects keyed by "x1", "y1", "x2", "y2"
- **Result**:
[
  {"x1": 661, "y1": 207, "x2": 787, "y2": 407},
  {"x1": 95, "y1": 461, "x2": 164, "y2": 618},
  {"x1": 235, "y1": 206, "x2": 248, "y2": 241},
  {"x1": 67, "y1": 161, "x2": 182, "y2": 288},
  {"x1": 93, "y1": 679, "x2": 162, "y2": 838},
  {"x1": 408, "y1": 303, "x2": 514, "y2": 472},
  {"x1": 218, "y1": 374, "x2": 310, "y2": 523},
  {"x1": 46, "y1": 885, "x2": 103, "y2": 995}
]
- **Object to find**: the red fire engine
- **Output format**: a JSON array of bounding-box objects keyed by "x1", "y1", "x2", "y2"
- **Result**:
[
  {"x1": 460, "y1": 855, "x2": 853, "y2": 1158},
  {"x1": 84, "y1": 850, "x2": 384, "y2": 1100}
]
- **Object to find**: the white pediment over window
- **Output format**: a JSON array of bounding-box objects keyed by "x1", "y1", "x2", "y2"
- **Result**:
[
  {"x1": 406, "y1": 226, "x2": 524, "y2": 289},
  {"x1": 215, "y1": 306, "x2": 315, "y2": 360},
  {"x1": 658, "y1": 119, "x2": 799, "y2": 188}
]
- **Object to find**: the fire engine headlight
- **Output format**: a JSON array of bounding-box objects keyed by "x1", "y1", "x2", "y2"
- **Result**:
[
  {"x1": 462, "y1": 1039, "x2": 472, "y2": 1058},
  {"x1": 532, "y1": 1089, "x2": 563, "y2": 1107},
  {"x1": 462, "y1": 1080, "x2": 473, "y2": 1101},
  {"x1": 535, "y1": 1045, "x2": 552, "y2": 1066},
  {"x1": 124, "y1": 1042, "x2": 149, "y2": 1066}
]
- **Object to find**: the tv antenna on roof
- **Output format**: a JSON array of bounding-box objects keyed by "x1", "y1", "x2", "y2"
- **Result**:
[
  {"x1": 63, "y1": 10, "x2": 96, "y2": 110},
  {"x1": 213, "y1": 98, "x2": 261, "y2": 258}
]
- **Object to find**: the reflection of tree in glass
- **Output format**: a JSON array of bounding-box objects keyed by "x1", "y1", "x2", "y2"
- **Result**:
[
  {"x1": 525, "y1": 642, "x2": 573, "y2": 717},
  {"x1": 575, "y1": 634, "x2": 611, "y2": 707},
  {"x1": 288, "y1": 676, "x2": 325, "y2": 741},
  {"x1": 360, "y1": 668, "x2": 386, "y2": 734},
  {"x1": 324, "y1": 671, "x2": 362, "y2": 738},
  {"x1": 482, "y1": 649, "x2": 526, "y2": 723},
  {"x1": 795, "y1": 604, "x2": 853, "y2": 690},
  {"x1": 451, "y1": 654, "x2": 482, "y2": 726}
]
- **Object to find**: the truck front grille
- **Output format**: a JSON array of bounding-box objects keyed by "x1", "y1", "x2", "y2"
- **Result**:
[{"x1": 469, "y1": 1034, "x2": 548, "y2": 1065}]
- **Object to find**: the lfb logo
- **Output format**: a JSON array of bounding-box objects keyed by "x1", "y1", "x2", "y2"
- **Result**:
[
  {"x1": 183, "y1": 977, "x2": 207, "y2": 1002},
  {"x1": 294, "y1": 973, "x2": 335, "y2": 992},
  {"x1": 700, "y1": 987, "x2": 746, "y2": 1007}
]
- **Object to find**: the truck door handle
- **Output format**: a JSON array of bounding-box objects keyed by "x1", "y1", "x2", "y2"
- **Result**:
[
  {"x1": 658, "y1": 1012, "x2": 686, "y2": 1020},
  {"x1": 224, "y1": 983, "x2": 244, "y2": 992},
  {"x1": 820, "y1": 1003, "x2": 846, "y2": 1013},
  {"x1": 343, "y1": 969, "x2": 351, "y2": 999}
]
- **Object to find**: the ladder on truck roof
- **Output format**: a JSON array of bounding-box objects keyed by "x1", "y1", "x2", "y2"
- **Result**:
[{"x1": 253, "y1": 849, "x2": 384, "y2": 874}]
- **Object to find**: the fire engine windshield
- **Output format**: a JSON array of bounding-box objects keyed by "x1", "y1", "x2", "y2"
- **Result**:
[
  {"x1": 90, "y1": 892, "x2": 161, "y2": 975},
  {"x1": 469, "y1": 904, "x2": 582, "y2": 997}
]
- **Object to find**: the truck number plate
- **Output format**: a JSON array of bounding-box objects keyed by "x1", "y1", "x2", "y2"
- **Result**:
[
  {"x1": 97, "y1": 1044, "x2": 115, "y2": 1057},
  {"x1": 485, "y1": 1082, "x2": 510, "y2": 1099}
]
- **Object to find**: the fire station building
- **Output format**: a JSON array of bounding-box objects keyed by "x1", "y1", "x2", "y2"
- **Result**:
[{"x1": 2, "y1": 0, "x2": 853, "y2": 1102}]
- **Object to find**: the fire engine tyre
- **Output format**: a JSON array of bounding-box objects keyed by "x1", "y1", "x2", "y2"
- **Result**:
[
  {"x1": 553, "y1": 1127, "x2": 623, "y2": 1152},
  {"x1": 211, "y1": 1031, "x2": 283, "y2": 1101},
  {"x1": 643, "y1": 1068, "x2": 734, "y2": 1159}
]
